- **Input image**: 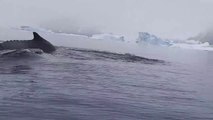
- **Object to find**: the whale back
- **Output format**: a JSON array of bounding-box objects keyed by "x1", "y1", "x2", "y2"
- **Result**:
[
  {"x1": 31, "y1": 32, "x2": 56, "y2": 53},
  {"x1": 0, "y1": 32, "x2": 55, "y2": 53}
]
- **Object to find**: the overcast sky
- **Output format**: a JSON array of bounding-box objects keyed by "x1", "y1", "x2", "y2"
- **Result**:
[{"x1": 0, "y1": 0, "x2": 213, "y2": 39}]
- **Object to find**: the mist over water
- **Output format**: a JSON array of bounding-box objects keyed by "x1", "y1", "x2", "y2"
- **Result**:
[{"x1": 1, "y1": 0, "x2": 213, "y2": 40}]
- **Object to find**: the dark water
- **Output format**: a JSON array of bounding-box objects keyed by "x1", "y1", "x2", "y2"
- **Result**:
[{"x1": 0, "y1": 47, "x2": 213, "y2": 120}]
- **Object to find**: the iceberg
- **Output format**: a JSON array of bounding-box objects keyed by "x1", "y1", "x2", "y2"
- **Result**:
[
  {"x1": 136, "y1": 32, "x2": 172, "y2": 46},
  {"x1": 12, "y1": 26, "x2": 213, "y2": 51},
  {"x1": 136, "y1": 32, "x2": 213, "y2": 51}
]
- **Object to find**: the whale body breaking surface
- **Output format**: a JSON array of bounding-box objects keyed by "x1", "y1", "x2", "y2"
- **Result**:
[{"x1": 0, "y1": 32, "x2": 56, "y2": 53}]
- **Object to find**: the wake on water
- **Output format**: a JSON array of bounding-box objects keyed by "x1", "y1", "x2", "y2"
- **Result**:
[
  {"x1": 0, "y1": 46, "x2": 166, "y2": 76},
  {"x1": 0, "y1": 47, "x2": 165, "y2": 65}
]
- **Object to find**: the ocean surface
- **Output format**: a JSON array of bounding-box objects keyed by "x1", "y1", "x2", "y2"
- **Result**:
[{"x1": 0, "y1": 32, "x2": 213, "y2": 120}]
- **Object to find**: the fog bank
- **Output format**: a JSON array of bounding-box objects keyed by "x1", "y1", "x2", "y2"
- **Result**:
[{"x1": 1, "y1": 0, "x2": 213, "y2": 40}]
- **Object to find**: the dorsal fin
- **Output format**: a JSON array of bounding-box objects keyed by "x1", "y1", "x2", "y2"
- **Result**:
[{"x1": 33, "y1": 32, "x2": 43, "y2": 40}]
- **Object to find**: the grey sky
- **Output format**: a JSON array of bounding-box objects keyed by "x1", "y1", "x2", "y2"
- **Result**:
[{"x1": 0, "y1": 0, "x2": 213, "y2": 39}]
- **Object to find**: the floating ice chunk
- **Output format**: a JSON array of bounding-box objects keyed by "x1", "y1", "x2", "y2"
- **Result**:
[{"x1": 91, "y1": 33, "x2": 125, "y2": 42}]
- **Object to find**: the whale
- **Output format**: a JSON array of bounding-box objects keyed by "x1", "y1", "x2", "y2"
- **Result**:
[{"x1": 0, "y1": 32, "x2": 56, "y2": 53}]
